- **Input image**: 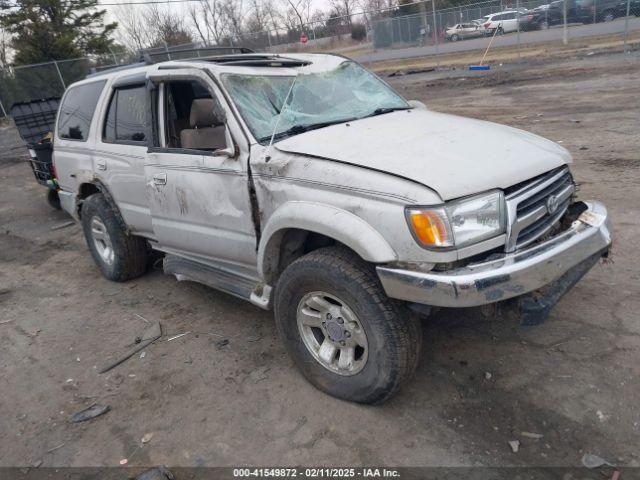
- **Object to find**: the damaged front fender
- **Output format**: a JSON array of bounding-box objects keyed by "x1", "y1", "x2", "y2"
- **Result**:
[{"x1": 258, "y1": 201, "x2": 397, "y2": 283}]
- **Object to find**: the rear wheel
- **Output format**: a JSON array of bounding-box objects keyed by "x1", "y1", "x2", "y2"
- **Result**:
[
  {"x1": 47, "y1": 189, "x2": 61, "y2": 210},
  {"x1": 539, "y1": 20, "x2": 549, "y2": 29},
  {"x1": 274, "y1": 246, "x2": 422, "y2": 404},
  {"x1": 81, "y1": 193, "x2": 149, "y2": 282}
]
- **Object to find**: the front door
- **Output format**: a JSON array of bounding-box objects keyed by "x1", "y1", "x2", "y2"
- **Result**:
[{"x1": 144, "y1": 72, "x2": 257, "y2": 271}]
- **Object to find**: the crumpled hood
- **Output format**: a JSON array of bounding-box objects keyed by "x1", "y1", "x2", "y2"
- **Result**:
[{"x1": 275, "y1": 109, "x2": 571, "y2": 200}]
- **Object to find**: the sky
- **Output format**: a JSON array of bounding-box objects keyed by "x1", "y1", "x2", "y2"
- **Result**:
[{"x1": 102, "y1": 0, "x2": 336, "y2": 29}]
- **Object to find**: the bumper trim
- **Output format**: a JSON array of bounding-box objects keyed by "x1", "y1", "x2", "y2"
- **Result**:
[{"x1": 377, "y1": 201, "x2": 612, "y2": 308}]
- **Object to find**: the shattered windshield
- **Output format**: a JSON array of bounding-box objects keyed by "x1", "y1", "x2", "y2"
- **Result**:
[{"x1": 221, "y1": 61, "x2": 409, "y2": 143}]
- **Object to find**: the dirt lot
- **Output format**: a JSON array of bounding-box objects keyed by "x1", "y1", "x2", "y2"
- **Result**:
[{"x1": 1, "y1": 51, "x2": 639, "y2": 470}]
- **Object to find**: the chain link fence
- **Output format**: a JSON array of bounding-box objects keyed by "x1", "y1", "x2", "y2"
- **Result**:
[
  {"x1": 0, "y1": 51, "x2": 131, "y2": 118},
  {"x1": 1, "y1": 0, "x2": 638, "y2": 118}
]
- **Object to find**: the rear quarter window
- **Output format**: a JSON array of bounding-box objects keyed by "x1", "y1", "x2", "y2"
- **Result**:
[{"x1": 57, "y1": 80, "x2": 106, "y2": 141}]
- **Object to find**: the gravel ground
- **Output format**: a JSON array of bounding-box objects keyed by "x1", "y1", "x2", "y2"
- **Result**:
[{"x1": 0, "y1": 51, "x2": 638, "y2": 469}]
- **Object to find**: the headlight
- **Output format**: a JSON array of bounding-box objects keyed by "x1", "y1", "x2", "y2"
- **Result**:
[{"x1": 406, "y1": 191, "x2": 506, "y2": 249}]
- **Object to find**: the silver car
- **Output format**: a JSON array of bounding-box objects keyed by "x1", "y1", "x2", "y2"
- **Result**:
[
  {"x1": 53, "y1": 52, "x2": 612, "y2": 404},
  {"x1": 446, "y1": 22, "x2": 486, "y2": 41}
]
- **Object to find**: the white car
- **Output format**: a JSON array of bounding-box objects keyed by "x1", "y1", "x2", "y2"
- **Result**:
[{"x1": 482, "y1": 10, "x2": 524, "y2": 34}]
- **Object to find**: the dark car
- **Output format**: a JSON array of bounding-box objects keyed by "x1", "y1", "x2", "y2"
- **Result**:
[
  {"x1": 619, "y1": 0, "x2": 640, "y2": 16},
  {"x1": 576, "y1": 0, "x2": 639, "y2": 22},
  {"x1": 528, "y1": 0, "x2": 583, "y2": 28},
  {"x1": 516, "y1": 11, "x2": 542, "y2": 30}
]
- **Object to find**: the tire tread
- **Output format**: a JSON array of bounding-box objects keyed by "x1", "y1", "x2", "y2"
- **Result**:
[
  {"x1": 81, "y1": 194, "x2": 148, "y2": 282},
  {"x1": 275, "y1": 246, "x2": 422, "y2": 404}
]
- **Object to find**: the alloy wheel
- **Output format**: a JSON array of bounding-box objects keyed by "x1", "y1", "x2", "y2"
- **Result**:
[
  {"x1": 296, "y1": 291, "x2": 368, "y2": 376},
  {"x1": 90, "y1": 216, "x2": 115, "y2": 265}
]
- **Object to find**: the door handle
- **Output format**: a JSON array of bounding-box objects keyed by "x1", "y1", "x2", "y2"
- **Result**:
[
  {"x1": 96, "y1": 160, "x2": 107, "y2": 171},
  {"x1": 153, "y1": 173, "x2": 167, "y2": 185}
]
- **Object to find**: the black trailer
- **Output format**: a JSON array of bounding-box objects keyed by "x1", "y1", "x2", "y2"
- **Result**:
[{"x1": 10, "y1": 97, "x2": 61, "y2": 209}]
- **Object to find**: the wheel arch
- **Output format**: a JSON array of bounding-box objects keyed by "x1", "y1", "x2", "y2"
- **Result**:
[
  {"x1": 258, "y1": 201, "x2": 397, "y2": 285},
  {"x1": 76, "y1": 179, "x2": 129, "y2": 233}
]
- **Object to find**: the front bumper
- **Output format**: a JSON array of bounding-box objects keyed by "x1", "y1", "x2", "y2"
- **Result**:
[{"x1": 377, "y1": 201, "x2": 612, "y2": 308}]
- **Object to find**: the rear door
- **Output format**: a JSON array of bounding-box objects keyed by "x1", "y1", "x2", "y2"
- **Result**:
[
  {"x1": 462, "y1": 23, "x2": 478, "y2": 37},
  {"x1": 94, "y1": 76, "x2": 154, "y2": 238},
  {"x1": 144, "y1": 68, "x2": 258, "y2": 271},
  {"x1": 502, "y1": 12, "x2": 519, "y2": 31}
]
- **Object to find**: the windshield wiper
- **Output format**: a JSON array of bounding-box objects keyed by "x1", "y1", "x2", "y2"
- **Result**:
[
  {"x1": 260, "y1": 118, "x2": 356, "y2": 143},
  {"x1": 365, "y1": 106, "x2": 412, "y2": 118}
]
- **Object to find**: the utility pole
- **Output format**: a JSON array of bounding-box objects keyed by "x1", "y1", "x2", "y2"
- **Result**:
[
  {"x1": 562, "y1": 0, "x2": 568, "y2": 45},
  {"x1": 53, "y1": 61, "x2": 66, "y2": 90},
  {"x1": 516, "y1": 0, "x2": 521, "y2": 59},
  {"x1": 432, "y1": 0, "x2": 439, "y2": 68},
  {"x1": 623, "y1": 0, "x2": 631, "y2": 52},
  {"x1": 108, "y1": 47, "x2": 118, "y2": 66}
]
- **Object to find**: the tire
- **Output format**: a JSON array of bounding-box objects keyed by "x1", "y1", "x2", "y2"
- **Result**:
[
  {"x1": 539, "y1": 20, "x2": 549, "y2": 29},
  {"x1": 274, "y1": 246, "x2": 422, "y2": 404},
  {"x1": 497, "y1": 27, "x2": 504, "y2": 35},
  {"x1": 450, "y1": 34, "x2": 459, "y2": 42},
  {"x1": 47, "y1": 189, "x2": 61, "y2": 210},
  {"x1": 81, "y1": 193, "x2": 149, "y2": 282}
]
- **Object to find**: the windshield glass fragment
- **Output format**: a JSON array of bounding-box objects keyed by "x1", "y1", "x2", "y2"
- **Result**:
[{"x1": 221, "y1": 61, "x2": 409, "y2": 143}]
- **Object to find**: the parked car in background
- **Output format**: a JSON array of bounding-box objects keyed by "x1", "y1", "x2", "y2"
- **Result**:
[
  {"x1": 482, "y1": 10, "x2": 522, "y2": 34},
  {"x1": 446, "y1": 22, "x2": 485, "y2": 41},
  {"x1": 619, "y1": 0, "x2": 640, "y2": 16},
  {"x1": 516, "y1": 11, "x2": 544, "y2": 30},
  {"x1": 576, "y1": 0, "x2": 640, "y2": 21},
  {"x1": 531, "y1": 0, "x2": 583, "y2": 27}
]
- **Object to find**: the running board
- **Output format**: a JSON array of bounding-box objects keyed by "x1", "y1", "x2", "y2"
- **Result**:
[{"x1": 163, "y1": 254, "x2": 272, "y2": 310}]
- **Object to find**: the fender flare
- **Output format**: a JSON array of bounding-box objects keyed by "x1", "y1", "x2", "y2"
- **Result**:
[
  {"x1": 258, "y1": 201, "x2": 397, "y2": 283},
  {"x1": 76, "y1": 177, "x2": 130, "y2": 234}
]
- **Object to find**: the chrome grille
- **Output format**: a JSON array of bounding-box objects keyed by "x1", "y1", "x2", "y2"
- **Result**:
[{"x1": 505, "y1": 167, "x2": 575, "y2": 252}]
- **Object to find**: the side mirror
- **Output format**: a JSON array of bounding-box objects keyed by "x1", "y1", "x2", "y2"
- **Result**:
[{"x1": 408, "y1": 100, "x2": 428, "y2": 110}]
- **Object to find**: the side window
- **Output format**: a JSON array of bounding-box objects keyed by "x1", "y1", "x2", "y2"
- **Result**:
[
  {"x1": 57, "y1": 80, "x2": 106, "y2": 141},
  {"x1": 103, "y1": 85, "x2": 149, "y2": 144},
  {"x1": 504, "y1": 12, "x2": 517, "y2": 19},
  {"x1": 162, "y1": 80, "x2": 227, "y2": 152}
]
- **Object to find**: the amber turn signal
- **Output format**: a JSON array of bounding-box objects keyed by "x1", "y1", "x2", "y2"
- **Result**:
[{"x1": 408, "y1": 209, "x2": 452, "y2": 247}]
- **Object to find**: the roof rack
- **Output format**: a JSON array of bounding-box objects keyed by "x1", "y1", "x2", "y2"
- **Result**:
[
  {"x1": 169, "y1": 53, "x2": 311, "y2": 67},
  {"x1": 87, "y1": 46, "x2": 255, "y2": 78},
  {"x1": 142, "y1": 46, "x2": 254, "y2": 63}
]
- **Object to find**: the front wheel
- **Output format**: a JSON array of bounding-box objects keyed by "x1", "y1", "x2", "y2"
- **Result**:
[
  {"x1": 274, "y1": 247, "x2": 422, "y2": 404},
  {"x1": 450, "y1": 34, "x2": 459, "y2": 42}
]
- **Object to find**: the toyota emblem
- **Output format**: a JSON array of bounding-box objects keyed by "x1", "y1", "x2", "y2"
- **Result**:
[{"x1": 546, "y1": 194, "x2": 559, "y2": 214}]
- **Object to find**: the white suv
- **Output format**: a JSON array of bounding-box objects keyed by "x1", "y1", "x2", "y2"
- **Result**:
[
  {"x1": 483, "y1": 10, "x2": 524, "y2": 34},
  {"x1": 52, "y1": 52, "x2": 612, "y2": 404}
]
